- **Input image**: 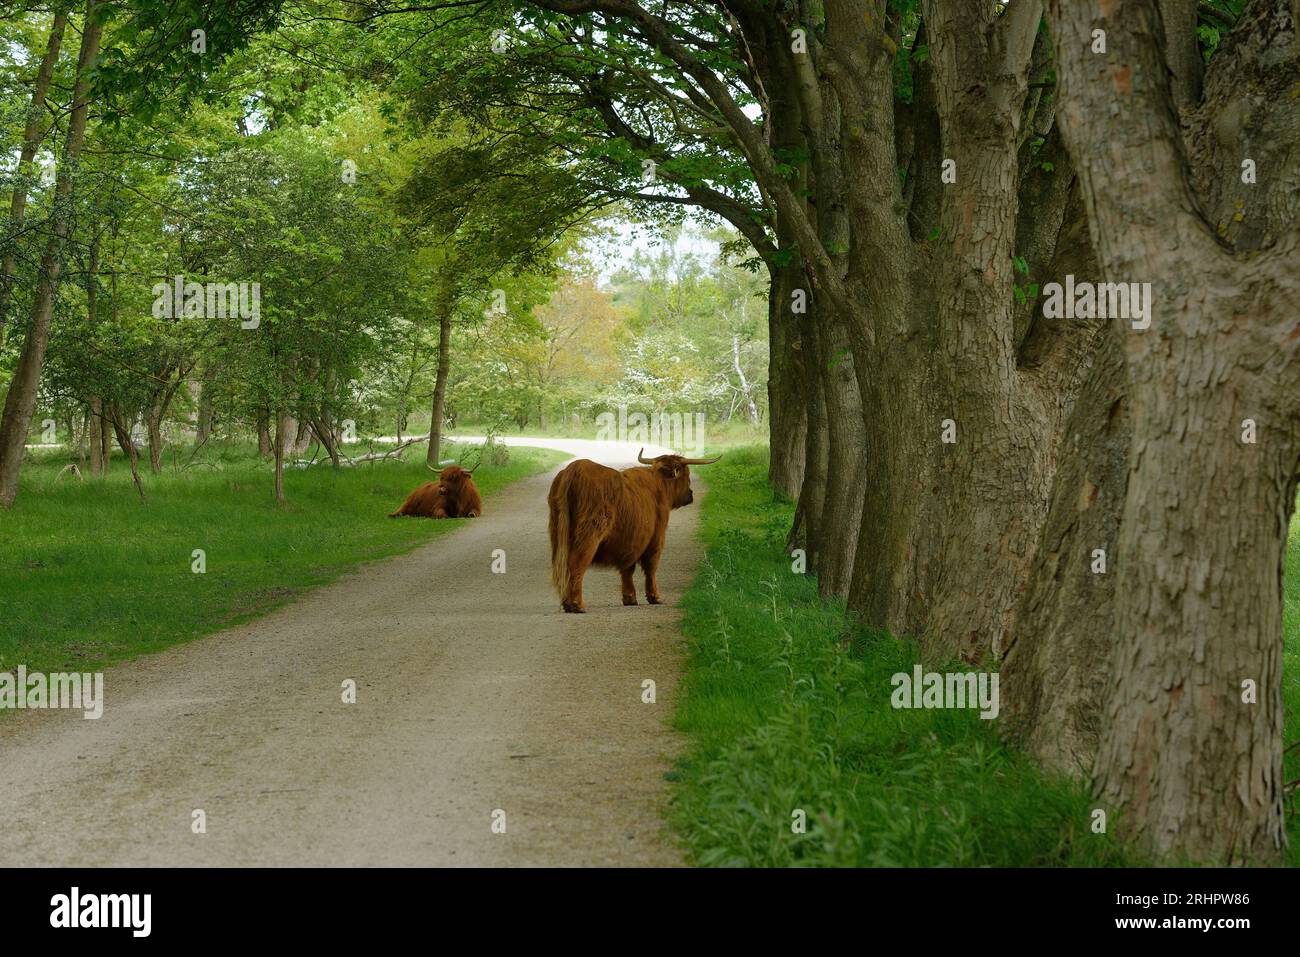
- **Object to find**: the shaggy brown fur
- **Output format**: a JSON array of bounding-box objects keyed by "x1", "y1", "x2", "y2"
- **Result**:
[
  {"x1": 388, "y1": 465, "x2": 483, "y2": 519},
  {"x1": 548, "y1": 452, "x2": 710, "y2": 613}
]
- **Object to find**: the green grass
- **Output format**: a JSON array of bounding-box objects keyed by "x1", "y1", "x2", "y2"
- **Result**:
[
  {"x1": 669, "y1": 446, "x2": 1300, "y2": 867},
  {"x1": 0, "y1": 441, "x2": 567, "y2": 677}
]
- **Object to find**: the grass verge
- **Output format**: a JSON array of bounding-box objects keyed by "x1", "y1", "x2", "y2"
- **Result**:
[
  {"x1": 669, "y1": 445, "x2": 1300, "y2": 866},
  {"x1": 1, "y1": 441, "x2": 566, "y2": 677}
]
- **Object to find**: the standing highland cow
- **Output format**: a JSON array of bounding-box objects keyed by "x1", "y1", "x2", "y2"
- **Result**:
[{"x1": 548, "y1": 448, "x2": 719, "y2": 612}]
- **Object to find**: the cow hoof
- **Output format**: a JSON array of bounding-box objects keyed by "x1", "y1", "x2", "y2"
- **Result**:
[
  {"x1": 561, "y1": 602, "x2": 585, "y2": 614},
  {"x1": 622, "y1": 596, "x2": 638, "y2": 606},
  {"x1": 647, "y1": 595, "x2": 663, "y2": 604}
]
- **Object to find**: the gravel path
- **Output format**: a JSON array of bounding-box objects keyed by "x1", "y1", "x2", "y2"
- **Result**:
[{"x1": 0, "y1": 440, "x2": 699, "y2": 866}]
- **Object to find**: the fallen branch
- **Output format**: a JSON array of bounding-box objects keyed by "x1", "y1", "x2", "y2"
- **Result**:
[{"x1": 291, "y1": 434, "x2": 428, "y2": 468}]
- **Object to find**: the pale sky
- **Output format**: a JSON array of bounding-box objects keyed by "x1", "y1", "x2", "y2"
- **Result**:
[{"x1": 591, "y1": 216, "x2": 721, "y2": 287}]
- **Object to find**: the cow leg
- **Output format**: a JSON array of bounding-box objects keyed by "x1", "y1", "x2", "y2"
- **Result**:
[
  {"x1": 620, "y1": 566, "x2": 638, "y2": 606},
  {"x1": 562, "y1": 540, "x2": 600, "y2": 613},
  {"x1": 641, "y1": 549, "x2": 663, "y2": 604}
]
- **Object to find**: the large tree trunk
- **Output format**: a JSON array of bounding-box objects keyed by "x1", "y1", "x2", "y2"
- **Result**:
[
  {"x1": 788, "y1": 49, "x2": 867, "y2": 600},
  {"x1": 788, "y1": 314, "x2": 829, "y2": 571},
  {"x1": 829, "y1": 0, "x2": 1069, "y2": 662},
  {"x1": 1001, "y1": 333, "x2": 1127, "y2": 770},
  {"x1": 998, "y1": 172, "x2": 1113, "y2": 766},
  {"x1": 812, "y1": 305, "x2": 866, "y2": 599},
  {"x1": 0, "y1": 3, "x2": 103, "y2": 507},
  {"x1": 760, "y1": 27, "x2": 850, "y2": 582},
  {"x1": 1047, "y1": 0, "x2": 1300, "y2": 863},
  {"x1": 425, "y1": 307, "x2": 453, "y2": 467},
  {"x1": 0, "y1": 8, "x2": 68, "y2": 345},
  {"x1": 754, "y1": 0, "x2": 1074, "y2": 647},
  {"x1": 1096, "y1": 329, "x2": 1297, "y2": 863},
  {"x1": 765, "y1": 264, "x2": 806, "y2": 499}
]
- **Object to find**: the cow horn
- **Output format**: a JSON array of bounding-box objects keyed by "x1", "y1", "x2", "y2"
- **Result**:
[
  {"x1": 679, "y1": 453, "x2": 722, "y2": 465},
  {"x1": 467, "y1": 462, "x2": 479, "y2": 474},
  {"x1": 637, "y1": 448, "x2": 655, "y2": 464}
]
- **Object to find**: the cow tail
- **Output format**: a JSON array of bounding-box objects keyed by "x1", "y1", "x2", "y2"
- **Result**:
[{"x1": 549, "y1": 472, "x2": 570, "y2": 598}]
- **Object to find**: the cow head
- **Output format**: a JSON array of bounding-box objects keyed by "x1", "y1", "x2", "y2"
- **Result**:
[
  {"x1": 437, "y1": 464, "x2": 475, "y2": 498},
  {"x1": 638, "y1": 449, "x2": 722, "y2": 508}
]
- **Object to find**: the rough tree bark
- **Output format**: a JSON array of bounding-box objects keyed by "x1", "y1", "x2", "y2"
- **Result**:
[
  {"x1": 761, "y1": 11, "x2": 867, "y2": 595},
  {"x1": 812, "y1": 297, "x2": 867, "y2": 599},
  {"x1": 818, "y1": 0, "x2": 1095, "y2": 661},
  {"x1": 789, "y1": 295, "x2": 830, "y2": 572},
  {"x1": 1001, "y1": 330, "x2": 1125, "y2": 771},
  {"x1": 765, "y1": 260, "x2": 807, "y2": 499},
  {"x1": 1048, "y1": 0, "x2": 1300, "y2": 864},
  {"x1": 1004, "y1": 0, "x2": 1300, "y2": 776}
]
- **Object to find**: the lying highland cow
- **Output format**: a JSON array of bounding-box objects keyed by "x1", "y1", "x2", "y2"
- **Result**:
[{"x1": 389, "y1": 464, "x2": 483, "y2": 519}]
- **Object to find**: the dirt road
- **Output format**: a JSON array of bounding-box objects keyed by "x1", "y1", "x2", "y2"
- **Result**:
[{"x1": 0, "y1": 440, "x2": 700, "y2": 866}]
